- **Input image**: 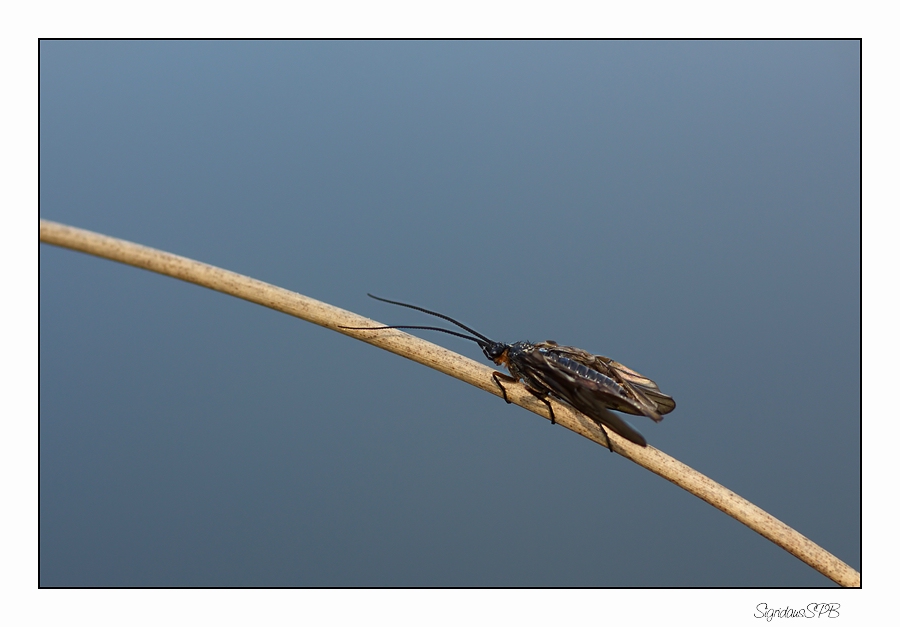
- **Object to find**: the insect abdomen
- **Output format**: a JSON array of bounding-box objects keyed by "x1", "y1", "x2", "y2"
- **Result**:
[{"x1": 546, "y1": 353, "x2": 624, "y2": 392}]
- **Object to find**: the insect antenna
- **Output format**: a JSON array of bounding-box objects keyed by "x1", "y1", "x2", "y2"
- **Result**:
[
  {"x1": 341, "y1": 323, "x2": 490, "y2": 350},
  {"x1": 364, "y1": 294, "x2": 497, "y2": 345},
  {"x1": 339, "y1": 295, "x2": 507, "y2": 357}
]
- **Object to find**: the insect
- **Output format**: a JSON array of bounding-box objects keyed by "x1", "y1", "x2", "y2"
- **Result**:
[{"x1": 344, "y1": 294, "x2": 675, "y2": 451}]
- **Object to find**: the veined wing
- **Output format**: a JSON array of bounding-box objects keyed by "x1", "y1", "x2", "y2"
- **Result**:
[
  {"x1": 532, "y1": 343, "x2": 674, "y2": 421},
  {"x1": 517, "y1": 345, "x2": 649, "y2": 446},
  {"x1": 607, "y1": 359, "x2": 676, "y2": 416}
]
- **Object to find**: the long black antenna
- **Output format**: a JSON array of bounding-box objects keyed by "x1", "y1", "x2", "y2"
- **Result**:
[
  {"x1": 347, "y1": 323, "x2": 490, "y2": 349},
  {"x1": 365, "y1": 294, "x2": 497, "y2": 345}
]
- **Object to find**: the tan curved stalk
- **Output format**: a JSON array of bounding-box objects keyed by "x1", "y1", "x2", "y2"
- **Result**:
[{"x1": 39, "y1": 219, "x2": 861, "y2": 587}]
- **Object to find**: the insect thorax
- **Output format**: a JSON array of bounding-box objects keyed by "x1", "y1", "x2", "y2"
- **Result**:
[{"x1": 503, "y1": 341, "x2": 539, "y2": 379}]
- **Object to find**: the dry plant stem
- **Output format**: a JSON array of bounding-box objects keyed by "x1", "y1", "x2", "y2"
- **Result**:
[{"x1": 40, "y1": 219, "x2": 860, "y2": 587}]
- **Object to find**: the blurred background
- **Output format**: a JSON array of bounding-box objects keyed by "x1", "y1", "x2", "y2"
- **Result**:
[{"x1": 39, "y1": 40, "x2": 859, "y2": 586}]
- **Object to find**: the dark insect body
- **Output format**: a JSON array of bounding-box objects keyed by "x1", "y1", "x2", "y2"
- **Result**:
[{"x1": 345, "y1": 294, "x2": 675, "y2": 451}]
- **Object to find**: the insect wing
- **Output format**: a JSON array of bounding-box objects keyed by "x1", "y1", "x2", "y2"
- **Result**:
[
  {"x1": 606, "y1": 359, "x2": 676, "y2": 418},
  {"x1": 534, "y1": 366, "x2": 648, "y2": 446},
  {"x1": 591, "y1": 406, "x2": 648, "y2": 448},
  {"x1": 516, "y1": 346, "x2": 648, "y2": 446},
  {"x1": 562, "y1": 347, "x2": 674, "y2": 420},
  {"x1": 534, "y1": 345, "x2": 658, "y2": 417}
]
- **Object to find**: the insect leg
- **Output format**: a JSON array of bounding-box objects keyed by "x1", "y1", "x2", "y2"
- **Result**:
[
  {"x1": 491, "y1": 371, "x2": 518, "y2": 404},
  {"x1": 526, "y1": 390, "x2": 557, "y2": 425},
  {"x1": 492, "y1": 372, "x2": 558, "y2": 424},
  {"x1": 595, "y1": 422, "x2": 614, "y2": 453}
]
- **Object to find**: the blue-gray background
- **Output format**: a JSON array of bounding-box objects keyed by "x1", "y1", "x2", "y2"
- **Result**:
[{"x1": 39, "y1": 41, "x2": 860, "y2": 587}]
